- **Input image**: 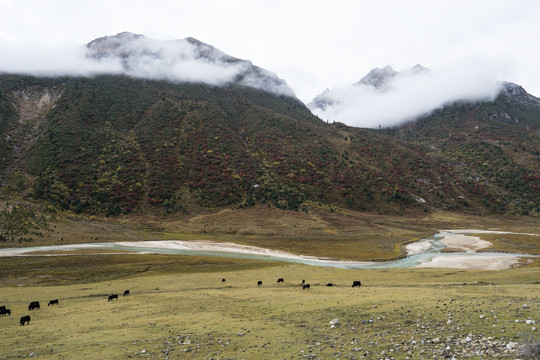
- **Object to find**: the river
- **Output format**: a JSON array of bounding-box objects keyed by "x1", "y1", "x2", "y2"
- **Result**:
[{"x1": 0, "y1": 229, "x2": 538, "y2": 270}]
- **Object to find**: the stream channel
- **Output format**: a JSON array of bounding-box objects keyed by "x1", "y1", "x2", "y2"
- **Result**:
[{"x1": 0, "y1": 229, "x2": 538, "y2": 270}]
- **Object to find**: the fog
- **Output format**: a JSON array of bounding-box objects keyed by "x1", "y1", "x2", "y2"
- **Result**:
[
  {"x1": 0, "y1": 33, "x2": 295, "y2": 97},
  {"x1": 310, "y1": 60, "x2": 505, "y2": 128}
]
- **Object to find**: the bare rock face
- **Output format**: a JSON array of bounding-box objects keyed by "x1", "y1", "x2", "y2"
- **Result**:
[{"x1": 1, "y1": 85, "x2": 63, "y2": 188}]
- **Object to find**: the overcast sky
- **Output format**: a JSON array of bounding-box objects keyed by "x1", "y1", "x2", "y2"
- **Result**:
[{"x1": 1, "y1": 0, "x2": 539, "y2": 126}]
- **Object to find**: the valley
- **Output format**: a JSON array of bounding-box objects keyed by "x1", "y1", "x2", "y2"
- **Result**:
[{"x1": 0, "y1": 32, "x2": 539, "y2": 359}]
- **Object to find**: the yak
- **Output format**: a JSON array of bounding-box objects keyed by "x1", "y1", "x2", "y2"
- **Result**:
[
  {"x1": 20, "y1": 315, "x2": 30, "y2": 326},
  {"x1": 0, "y1": 308, "x2": 10, "y2": 316}
]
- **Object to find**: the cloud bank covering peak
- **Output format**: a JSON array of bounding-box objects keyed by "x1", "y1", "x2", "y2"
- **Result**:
[
  {"x1": 0, "y1": 32, "x2": 296, "y2": 98},
  {"x1": 309, "y1": 61, "x2": 504, "y2": 128}
]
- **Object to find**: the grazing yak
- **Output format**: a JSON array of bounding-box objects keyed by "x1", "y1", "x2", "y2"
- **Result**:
[
  {"x1": 0, "y1": 308, "x2": 10, "y2": 316},
  {"x1": 301, "y1": 279, "x2": 305, "y2": 284},
  {"x1": 302, "y1": 284, "x2": 310, "y2": 290},
  {"x1": 28, "y1": 301, "x2": 40, "y2": 310},
  {"x1": 326, "y1": 283, "x2": 334, "y2": 287},
  {"x1": 108, "y1": 294, "x2": 118, "y2": 301},
  {"x1": 20, "y1": 315, "x2": 31, "y2": 326},
  {"x1": 48, "y1": 299, "x2": 59, "y2": 306},
  {"x1": 277, "y1": 278, "x2": 284, "y2": 283},
  {"x1": 222, "y1": 278, "x2": 226, "y2": 282},
  {"x1": 352, "y1": 280, "x2": 362, "y2": 287},
  {"x1": 123, "y1": 290, "x2": 130, "y2": 296},
  {"x1": 257, "y1": 281, "x2": 262, "y2": 286}
]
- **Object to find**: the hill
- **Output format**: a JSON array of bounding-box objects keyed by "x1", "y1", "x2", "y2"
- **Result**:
[
  {"x1": 393, "y1": 82, "x2": 540, "y2": 215},
  {"x1": 1, "y1": 74, "x2": 539, "y2": 222},
  {"x1": 0, "y1": 37, "x2": 539, "y2": 247}
]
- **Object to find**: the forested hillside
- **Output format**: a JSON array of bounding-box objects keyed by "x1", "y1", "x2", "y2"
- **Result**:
[{"x1": 0, "y1": 75, "x2": 539, "y2": 220}]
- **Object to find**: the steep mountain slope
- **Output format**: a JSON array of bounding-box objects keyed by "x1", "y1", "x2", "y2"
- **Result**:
[
  {"x1": 0, "y1": 73, "x2": 489, "y2": 217},
  {"x1": 0, "y1": 37, "x2": 539, "y2": 220},
  {"x1": 393, "y1": 82, "x2": 540, "y2": 215}
]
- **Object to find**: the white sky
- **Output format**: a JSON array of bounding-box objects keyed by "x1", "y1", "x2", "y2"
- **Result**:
[{"x1": 1, "y1": 0, "x2": 539, "y2": 106}]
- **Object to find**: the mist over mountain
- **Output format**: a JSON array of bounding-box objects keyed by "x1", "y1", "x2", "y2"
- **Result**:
[
  {"x1": 309, "y1": 63, "x2": 503, "y2": 128},
  {"x1": 0, "y1": 33, "x2": 539, "y2": 222},
  {"x1": 0, "y1": 32, "x2": 295, "y2": 98}
]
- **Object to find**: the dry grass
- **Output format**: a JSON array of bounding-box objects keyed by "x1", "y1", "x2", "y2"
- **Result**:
[{"x1": 0, "y1": 262, "x2": 539, "y2": 359}]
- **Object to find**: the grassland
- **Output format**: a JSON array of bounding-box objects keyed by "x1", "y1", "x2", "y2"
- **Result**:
[
  {"x1": 1, "y1": 208, "x2": 539, "y2": 359},
  {"x1": 0, "y1": 256, "x2": 539, "y2": 360}
]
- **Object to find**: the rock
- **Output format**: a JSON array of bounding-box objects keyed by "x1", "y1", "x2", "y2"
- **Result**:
[
  {"x1": 479, "y1": 315, "x2": 485, "y2": 319},
  {"x1": 237, "y1": 332, "x2": 245, "y2": 336},
  {"x1": 506, "y1": 341, "x2": 518, "y2": 350},
  {"x1": 29, "y1": 353, "x2": 35, "y2": 357},
  {"x1": 329, "y1": 318, "x2": 339, "y2": 326},
  {"x1": 525, "y1": 319, "x2": 535, "y2": 325},
  {"x1": 522, "y1": 304, "x2": 529, "y2": 309},
  {"x1": 447, "y1": 319, "x2": 453, "y2": 325},
  {"x1": 141, "y1": 349, "x2": 147, "y2": 354}
]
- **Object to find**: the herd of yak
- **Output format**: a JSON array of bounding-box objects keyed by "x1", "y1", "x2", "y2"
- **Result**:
[
  {"x1": 2, "y1": 278, "x2": 361, "y2": 327},
  {"x1": 1, "y1": 290, "x2": 130, "y2": 327}
]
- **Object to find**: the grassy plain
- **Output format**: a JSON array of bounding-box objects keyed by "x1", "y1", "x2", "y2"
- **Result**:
[
  {"x1": 0, "y1": 208, "x2": 539, "y2": 359},
  {"x1": 0, "y1": 258, "x2": 539, "y2": 359}
]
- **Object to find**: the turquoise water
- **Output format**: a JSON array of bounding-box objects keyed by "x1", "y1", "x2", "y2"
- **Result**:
[{"x1": 1, "y1": 231, "x2": 538, "y2": 269}]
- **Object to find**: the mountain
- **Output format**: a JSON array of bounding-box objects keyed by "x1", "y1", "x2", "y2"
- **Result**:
[
  {"x1": 355, "y1": 65, "x2": 398, "y2": 89},
  {"x1": 309, "y1": 64, "x2": 430, "y2": 112},
  {"x1": 84, "y1": 32, "x2": 296, "y2": 98},
  {"x1": 0, "y1": 38, "x2": 539, "y2": 224},
  {"x1": 392, "y1": 81, "x2": 540, "y2": 215}
]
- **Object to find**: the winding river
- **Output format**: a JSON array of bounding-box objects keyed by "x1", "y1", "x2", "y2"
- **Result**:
[{"x1": 0, "y1": 229, "x2": 538, "y2": 270}]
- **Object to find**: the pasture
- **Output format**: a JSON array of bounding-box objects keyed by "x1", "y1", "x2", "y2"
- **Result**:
[{"x1": 0, "y1": 254, "x2": 539, "y2": 359}]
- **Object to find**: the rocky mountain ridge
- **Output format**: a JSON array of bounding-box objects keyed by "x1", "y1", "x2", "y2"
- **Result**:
[{"x1": 85, "y1": 32, "x2": 295, "y2": 97}]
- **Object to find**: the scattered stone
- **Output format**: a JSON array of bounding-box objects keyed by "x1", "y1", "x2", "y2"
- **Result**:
[{"x1": 329, "y1": 318, "x2": 339, "y2": 326}]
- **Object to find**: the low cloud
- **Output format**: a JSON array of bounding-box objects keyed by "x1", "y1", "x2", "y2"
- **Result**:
[
  {"x1": 0, "y1": 33, "x2": 295, "y2": 97},
  {"x1": 310, "y1": 60, "x2": 505, "y2": 128}
]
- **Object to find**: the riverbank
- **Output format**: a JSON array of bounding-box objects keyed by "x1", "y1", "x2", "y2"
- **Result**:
[{"x1": 1, "y1": 230, "x2": 538, "y2": 270}]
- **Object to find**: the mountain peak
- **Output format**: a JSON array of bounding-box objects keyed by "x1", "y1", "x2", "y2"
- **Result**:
[
  {"x1": 86, "y1": 32, "x2": 145, "y2": 57},
  {"x1": 85, "y1": 32, "x2": 295, "y2": 97},
  {"x1": 356, "y1": 65, "x2": 397, "y2": 88}
]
